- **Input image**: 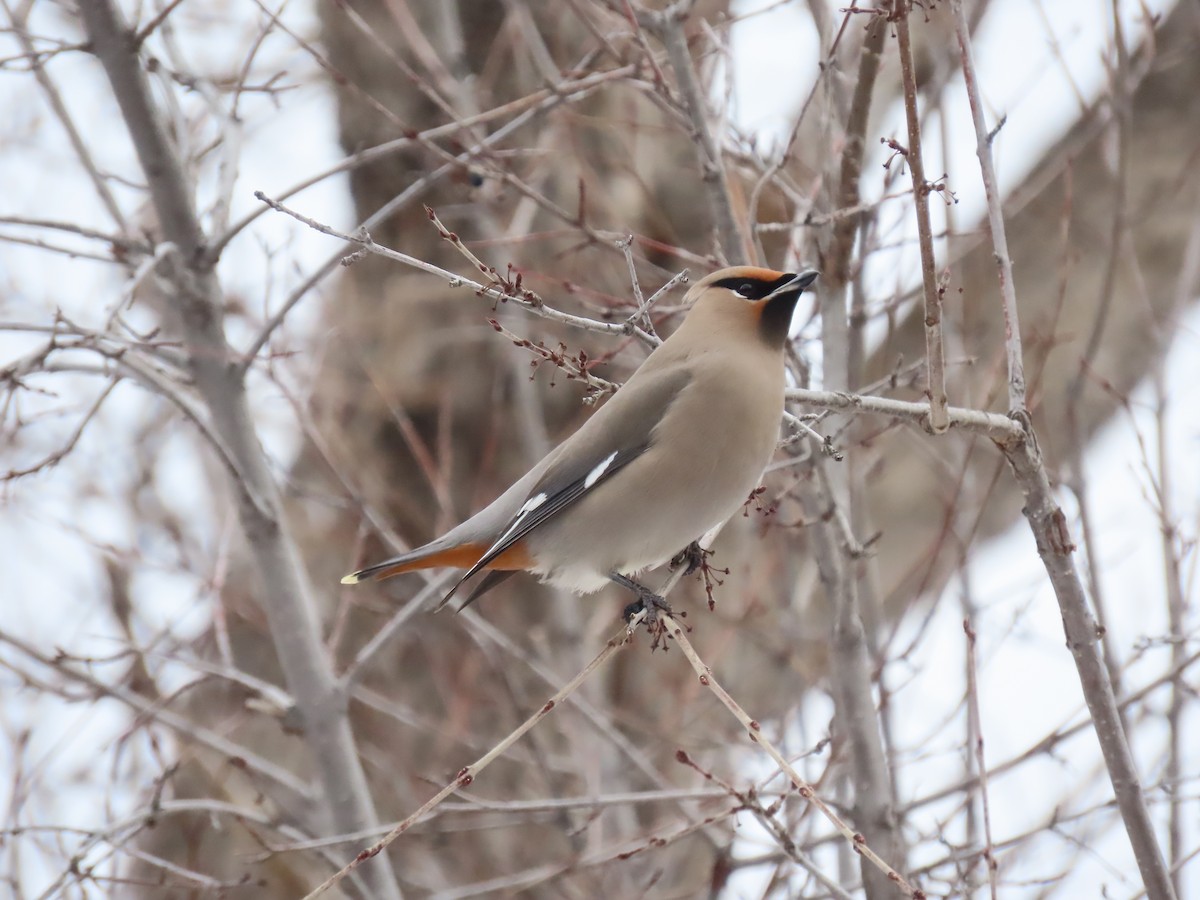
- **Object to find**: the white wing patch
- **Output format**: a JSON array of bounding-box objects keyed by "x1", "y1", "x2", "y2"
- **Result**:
[
  {"x1": 485, "y1": 492, "x2": 547, "y2": 557},
  {"x1": 520, "y1": 492, "x2": 547, "y2": 513},
  {"x1": 467, "y1": 453, "x2": 621, "y2": 581},
  {"x1": 584, "y1": 451, "x2": 618, "y2": 489}
]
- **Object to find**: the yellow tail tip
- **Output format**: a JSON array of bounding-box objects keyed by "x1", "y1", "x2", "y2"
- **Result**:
[{"x1": 340, "y1": 573, "x2": 360, "y2": 585}]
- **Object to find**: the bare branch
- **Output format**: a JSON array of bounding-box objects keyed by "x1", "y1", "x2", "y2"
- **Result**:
[
  {"x1": 3, "y1": 0, "x2": 128, "y2": 232},
  {"x1": 76, "y1": 3, "x2": 401, "y2": 896},
  {"x1": 893, "y1": 1, "x2": 950, "y2": 433},
  {"x1": 642, "y1": 3, "x2": 747, "y2": 264},
  {"x1": 785, "y1": 388, "x2": 1024, "y2": 444},
  {"x1": 947, "y1": 3, "x2": 1175, "y2": 895},
  {"x1": 2, "y1": 377, "x2": 116, "y2": 480},
  {"x1": 301, "y1": 621, "x2": 638, "y2": 899},
  {"x1": 799, "y1": 467, "x2": 905, "y2": 899},
  {"x1": 667, "y1": 616, "x2": 922, "y2": 898},
  {"x1": 0, "y1": 629, "x2": 313, "y2": 800},
  {"x1": 254, "y1": 191, "x2": 661, "y2": 347},
  {"x1": 963, "y1": 621, "x2": 999, "y2": 900},
  {"x1": 949, "y1": 0, "x2": 1026, "y2": 412},
  {"x1": 998, "y1": 424, "x2": 1175, "y2": 899},
  {"x1": 825, "y1": 12, "x2": 887, "y2": 286}
]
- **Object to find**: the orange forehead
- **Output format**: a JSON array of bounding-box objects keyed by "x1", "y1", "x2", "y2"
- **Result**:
[{"x1": 705, "y1": 266, "x2": 787, "y2": 283}]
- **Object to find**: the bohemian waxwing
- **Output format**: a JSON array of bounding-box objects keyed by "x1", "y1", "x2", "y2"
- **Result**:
[{"x1": 342, "y1": 265, "x2": 819, "y2": 621}]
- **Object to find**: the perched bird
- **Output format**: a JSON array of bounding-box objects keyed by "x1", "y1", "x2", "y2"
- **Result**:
[{"x1": 342, "y1": 266, "x2": 819, "y2": 620}]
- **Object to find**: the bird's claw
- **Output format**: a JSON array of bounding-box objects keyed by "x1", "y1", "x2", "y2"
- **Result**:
[
  {"x1": 669, "y1": 541, "x2": 707, "y2": 577},
  {"x1": 623, "y1": 592, "x2": 675, "y2": 649},
  {"x1": 623, "y1": 593, "x2": 672, "y2": 625}
]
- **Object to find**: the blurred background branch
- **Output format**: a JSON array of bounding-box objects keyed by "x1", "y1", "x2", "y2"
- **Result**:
[{"x1": 1, "y1": 0, "x2": 1197, "y2": 897}]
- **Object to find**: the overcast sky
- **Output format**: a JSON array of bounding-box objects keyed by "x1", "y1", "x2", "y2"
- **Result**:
[{"x1": 1, "y1": 1, "x2": 1194, "y2": 896}]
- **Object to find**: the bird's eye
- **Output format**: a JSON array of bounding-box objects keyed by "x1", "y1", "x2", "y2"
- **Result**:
[{"x1": 736, "y1": 282, "x2": 755, "y2": 298}]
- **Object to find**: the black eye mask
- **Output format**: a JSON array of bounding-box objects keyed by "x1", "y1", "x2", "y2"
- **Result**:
[{"x1": 711, "y1": 272, "x2": 799, "y2": 300}]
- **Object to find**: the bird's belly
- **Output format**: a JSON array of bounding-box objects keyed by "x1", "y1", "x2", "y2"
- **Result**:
[{"x1": 525, "y1": 421, "x2": 774, "y2": 593}]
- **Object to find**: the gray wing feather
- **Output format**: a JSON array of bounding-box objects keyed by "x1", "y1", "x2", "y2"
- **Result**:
[{"x1": 444, "y1": 364, "x2": 693, "y2": 606}]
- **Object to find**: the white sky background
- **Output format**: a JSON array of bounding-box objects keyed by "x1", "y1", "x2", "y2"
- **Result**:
[
  {"x1": 0, "y1": 2, "x2": 350, "y2": 890},
  {"x1": 726, "y1": 0, "x2": 1197, "y2": 896},
  {"x1": 0, "y1": 0, "x2": 1195, "y2": 896}
]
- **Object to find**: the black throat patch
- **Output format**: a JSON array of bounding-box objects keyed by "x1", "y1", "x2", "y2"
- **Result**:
[{"x1": 758, "y1": 292, "x2": 803, "y2": 348}]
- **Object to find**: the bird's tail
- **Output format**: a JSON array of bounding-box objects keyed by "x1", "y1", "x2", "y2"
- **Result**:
[{"x1": 340, "y1": 542, "x2": 486, "y2": 585}]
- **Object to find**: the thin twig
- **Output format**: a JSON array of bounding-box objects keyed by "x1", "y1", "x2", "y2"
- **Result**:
[
  {"x1": 1153, "y1": 369, "x2": 1186, "y2": 900},
  {"x1": 893, "y1": 1, "x2": 949, "y2": 433},
  {"x1": 949, "y1": 3, "x2": 1176, "y2": 896},
  {"x1": 825, "y1": 11, "x2": 887, "y2": 287},
  {"x1": 949, "y1": 0, "x2": 1025, "y2": 412},
  {"x1": 665, "y1": 616, "x2": 922, "y2": 898},
  {"x1": 425, "y1": 204, "x2": 499, "y2": 280},
  {"x1": 799, "y1": 465, "x2": 904, "y2": 898},
  {"x1": 3, "y1": 0, "x2": 128, "y2": 232},
  {"x1": 1061, "y1": 0, "x2": 1133, "y2": 716},
  {"x1": 617, "y1": 234, "x2": 645, "y2": 311},
  {"x1": 77, "y1": 4, "x2": 402, "y2": 896},
  {"x1": 2, "y1": 378, "x2": 117, "y2": 480},
  {"x1": 300, "y1": 620, "x2": 638, "y2": 899},
  {"x1": 643, "y1": 3, "x2": 747, "y2": 263},
  {"x1": 486, "y1": 318, "x2": 620, "y2": 398},
  {"x1": 254, "y1": 192, "x2": 660, "y2": 348},
  {"x1": 337, "y1": 573, "x2": 453, "y2": 688},
  {"x1": 962, "y1": 621, "x2": 998, "y2": 900},
  {"x1": 0, "y1": 630, "x2": 313, "y2": 799},
  {"x1": 630, "y1": 267, "x2": 689, "y2": 332},
  {"x1": 785, "y1": 388, "x2": 1022, "y2": 442},
  {"x1": 616, "y1": 234, "x2": 665, "y2": 336},
  {"x1": 265, "y1": 786, "x2": 789, "y2": 853},
  {"x1": 675, "y1": 751, "x2": 855, "y2": 900},
  {"x1": 1000, "y1": 419, "x2": 1176, "y2": 900}
]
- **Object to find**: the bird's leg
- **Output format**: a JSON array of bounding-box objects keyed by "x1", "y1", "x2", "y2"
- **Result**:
[
  {"x1": 611, "y1": 572, "x2": 672, "y2": 632},
  {"x1": 669, "y1": 541, "x2": 707, "y2": 577}
]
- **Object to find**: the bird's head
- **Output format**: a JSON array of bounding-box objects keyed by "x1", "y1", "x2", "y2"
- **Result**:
[{"x1": 685, "y1": 266, "x2": 820, "y2": 348}]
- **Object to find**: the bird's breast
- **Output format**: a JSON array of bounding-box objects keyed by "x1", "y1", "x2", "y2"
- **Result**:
[{"x1": 526, "y1": 349, "x2": 786, "y2": 587}]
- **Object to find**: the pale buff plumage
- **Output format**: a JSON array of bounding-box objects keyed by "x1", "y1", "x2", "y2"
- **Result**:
[{"x1": 342, "y1": 266, "x2": 819, "y2": 609}]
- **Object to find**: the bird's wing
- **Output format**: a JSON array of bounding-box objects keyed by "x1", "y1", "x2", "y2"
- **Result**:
[{"x1": 444, "y1": 364, "x2": 693, "y2": 606}]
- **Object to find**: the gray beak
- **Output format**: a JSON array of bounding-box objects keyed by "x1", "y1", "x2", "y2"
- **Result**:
[{"x1": 767, "y1": 268, "x2": 820, "y2": 299}]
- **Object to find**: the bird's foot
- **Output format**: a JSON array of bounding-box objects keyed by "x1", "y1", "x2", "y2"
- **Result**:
[
  {"x1": 623, "y1": 593, "x2": 674, "y2": 650},
  {"x1": 669, "y1": 541, "x2": 707, "y2": 576},
  {"x1": 613, "y1": 572, "x2": 677, "y2": 649},
  {"x1": 622, "y1": 592, "x2": 673, "y2": 627}
]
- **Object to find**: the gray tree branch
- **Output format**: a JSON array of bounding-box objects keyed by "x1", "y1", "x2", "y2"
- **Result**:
[
  {"x1": 950, "y1": 2, "x2": 1175, "y2": 895},
  {"x1": 76, "y1": 3, "x2": 401, "y2": 897}
]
